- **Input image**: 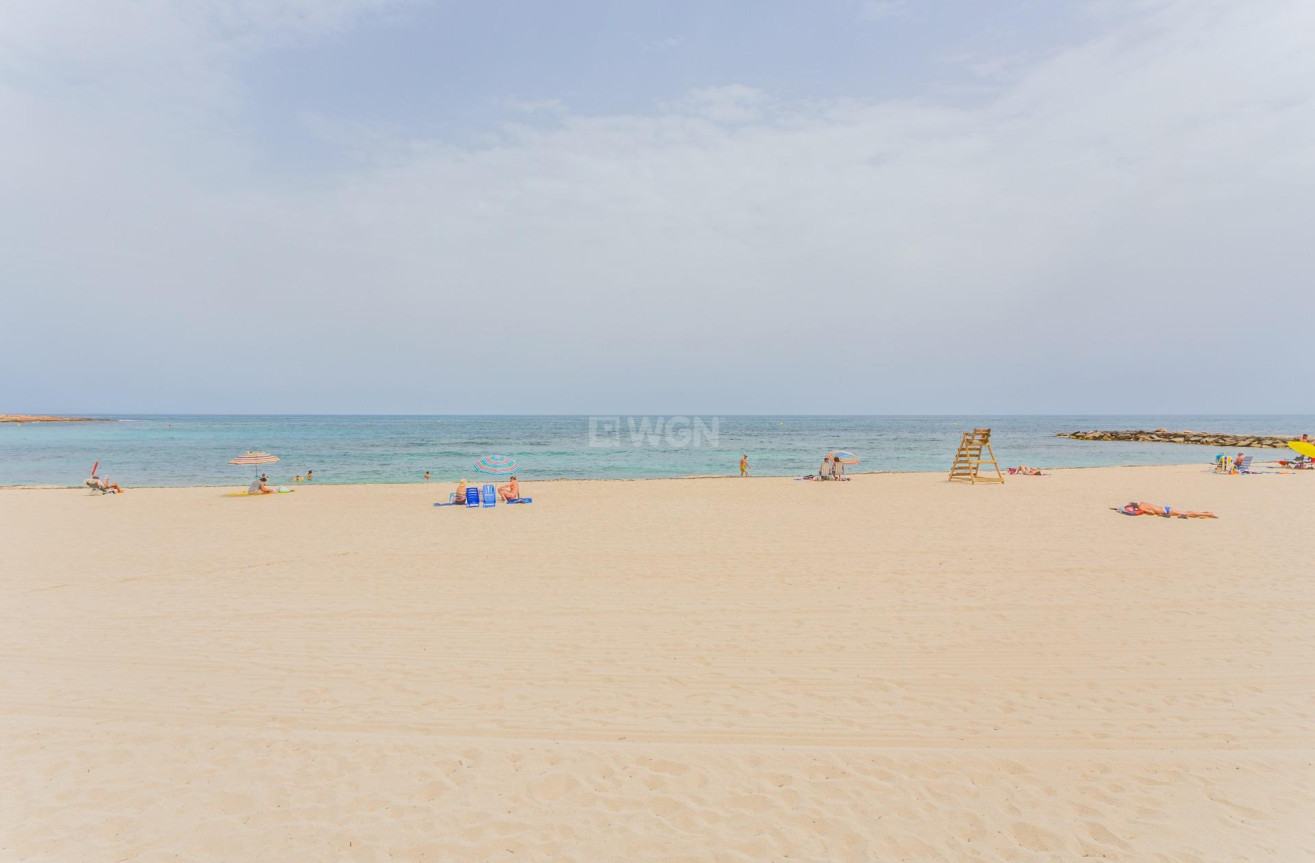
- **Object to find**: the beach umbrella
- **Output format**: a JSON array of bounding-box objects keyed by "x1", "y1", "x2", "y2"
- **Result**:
[
  {"x1": 828, "y1": 451, "x2": 861, "y2": 465},
  {"x1": 1288, "y1": 440, "x2": 1315, "y2": 459},
  {"x1": 474, "y1": 454, "x2": 518, "y2": 475},
  {"x1": 229, "y1": 451, "x2": 280, "y2": 466}
]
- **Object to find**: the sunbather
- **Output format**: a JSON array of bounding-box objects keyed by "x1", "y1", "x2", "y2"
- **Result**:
[
  {"x1": 818, "y1": 455, "x2": 835, "y2": 480},
  {"x1": 455, "y1": 478, "x2": 468, "y2": 502},
  {"x1": 1010, "y1": 465, "x2": 1045, "y2": 475},
  {"x1": 248, "y1": 475, "x2": 275, "y2": 495},
  {"x1": 1117, "y1": 501, "x2": 1217, "y2": 519},
  {"x1": 498, "y1": 475, "x2": 521, "y2": 502}
]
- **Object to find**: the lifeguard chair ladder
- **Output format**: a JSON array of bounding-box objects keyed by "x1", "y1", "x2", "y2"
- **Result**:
[{"x1": 948, "y1": 428, "x2": 1004, "y2": 484}]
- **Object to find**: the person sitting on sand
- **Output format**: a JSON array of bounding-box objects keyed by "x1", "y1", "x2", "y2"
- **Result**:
[
  {"x1": 498, "y1": 475, "x2": 521, "y2": 502},
  {"x1": 1010, "y1": 465, "x2": 1046, "y2": 476},
  {"x1": 248, "y1": 475, "x2": 275, "y2": 495},
  {"x1": 1117, "y1": 501, "x2": 1217, "y2": 519},
  {"x1": 89, "y1": 475, "x2": 124, "y2": 493},
  {"x1": 819, "y1": 455, "x2": 834, "y2": 480}
]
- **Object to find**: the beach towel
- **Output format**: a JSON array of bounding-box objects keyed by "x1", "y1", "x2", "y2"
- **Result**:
[{"x1": 505, "y1": 498, "x2": 533, "y2": 504}]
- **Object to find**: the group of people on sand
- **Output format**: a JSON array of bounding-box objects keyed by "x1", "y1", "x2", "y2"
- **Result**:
[
  {"x1": 454, "y1": 475, "x2": 524, "y2": 503},
  {"x1": 817, "y1": 454, "x2": 848, "y2": 480}
]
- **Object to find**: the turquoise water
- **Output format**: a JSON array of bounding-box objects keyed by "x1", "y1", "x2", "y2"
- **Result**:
[{"x1": 2, "y1": 415, "x2": 1311, "y2": 487}]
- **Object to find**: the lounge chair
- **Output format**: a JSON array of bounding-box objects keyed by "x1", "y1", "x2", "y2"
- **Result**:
[
  {"x1": 481, "y1": 484, "x2": 497, "y2": 507},
  {"x1": 1235, "y1": 455, "x2": 1257, "y2": 474},
  {"x1": 85, "y1": 477, "x2": 113, "y2": 495},
  {"x1": 465, "y1": 486, "x2": 481, "y2": 507}
]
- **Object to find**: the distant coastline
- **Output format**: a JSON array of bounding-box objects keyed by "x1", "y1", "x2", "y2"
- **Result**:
[{"x1": 1, "y1": 415, "x2": 111, "y2": 424}]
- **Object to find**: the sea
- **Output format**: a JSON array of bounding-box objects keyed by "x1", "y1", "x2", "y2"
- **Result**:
[{"x1": 2, "y1": 415, "x2": 1311, "y2": 487}]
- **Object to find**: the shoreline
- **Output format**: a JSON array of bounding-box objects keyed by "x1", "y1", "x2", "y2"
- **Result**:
[{"x1": 1, "y1": 461, "x2": 1269, "y2": 491}]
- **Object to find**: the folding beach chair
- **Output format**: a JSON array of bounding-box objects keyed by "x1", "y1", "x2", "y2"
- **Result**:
[
  {"x1": 481, "y1": 484, "x2": 497, "y2": 507},
  {"x1": 465, "y1": 486, "x2": 481, "y2": 507},
  {"x1": 1235, "y1": 455, "x2": 1256, "y2": 474}
]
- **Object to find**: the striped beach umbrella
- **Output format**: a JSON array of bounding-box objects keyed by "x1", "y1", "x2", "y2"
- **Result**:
[
  {"x1": 229, "y1": 451, "x2": 280, "y2": 466},
  {"x1": 473, "y1": 454, "x2": 518, "y2": 475},
  {"x1": 828, "y1": 451, "x2": 861, "y2": 465}
]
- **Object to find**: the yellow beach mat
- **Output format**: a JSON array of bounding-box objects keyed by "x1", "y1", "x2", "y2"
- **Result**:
[{"x1": 1288, "y1": 440, "x2": 1315, "y2": 458}]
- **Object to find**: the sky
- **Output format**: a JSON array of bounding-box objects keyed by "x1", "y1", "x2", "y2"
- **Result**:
[{"x1": 1, "y1": 0, "x2": 1311, "y2": 414}]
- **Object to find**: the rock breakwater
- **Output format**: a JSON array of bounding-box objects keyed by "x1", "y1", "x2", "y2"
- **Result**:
[{"x1": 1057, "y1": 429, "x2": 1294, "y2": 448}]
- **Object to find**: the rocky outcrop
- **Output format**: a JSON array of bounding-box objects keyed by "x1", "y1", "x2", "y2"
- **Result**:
[{"x1": 1057, "y1": 429, "x2": 1295, "y2": 448}]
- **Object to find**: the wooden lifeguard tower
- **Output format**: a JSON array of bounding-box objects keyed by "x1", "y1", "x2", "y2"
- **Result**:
[{"x1": 948, "y1": 427, "x2": 1004, "y2": 484}]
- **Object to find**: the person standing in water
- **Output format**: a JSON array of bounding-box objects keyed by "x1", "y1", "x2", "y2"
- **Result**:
[
  {"x1": 740, "y1": 454, "x2": 749, "y2": 477},
  {"x1": 306, "y1": 470, "x2": 313, "y2": 482},
  {"x1": 424, "y1": 470, "x2": 431, "y2": 481}
]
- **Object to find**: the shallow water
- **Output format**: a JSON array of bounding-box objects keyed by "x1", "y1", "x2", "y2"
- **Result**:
[{"x1": 2, "y1": 414, "x2": 1310, "y2": 487}]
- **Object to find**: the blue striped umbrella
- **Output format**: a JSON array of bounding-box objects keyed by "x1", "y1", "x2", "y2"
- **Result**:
[
  {"x1": 474, "y1": 454, "x2": 519, "y2": 475},
  {"x1": 828, "y1": 451, "x2": 861, "y2": 465}
]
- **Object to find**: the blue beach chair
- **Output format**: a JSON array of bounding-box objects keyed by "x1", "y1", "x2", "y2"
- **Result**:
[
  {"x1": 465, "y1": 486, "x2": 481, "y2": 507},
  {"x1": 482, "y1": 484, "x2": 497, "y2": 507}
]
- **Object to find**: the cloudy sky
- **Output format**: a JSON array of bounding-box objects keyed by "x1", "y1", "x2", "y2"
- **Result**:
[{"x1": 2, "y1": 0, "x2": 1311, "y2": 414}]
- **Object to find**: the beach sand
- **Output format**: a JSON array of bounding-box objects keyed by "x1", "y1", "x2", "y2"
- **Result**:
[{"x1": 2, "y1": 466, "x2": 1313, "y2": 861}]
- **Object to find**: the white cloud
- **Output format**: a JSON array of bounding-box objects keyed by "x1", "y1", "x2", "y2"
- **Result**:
[{"x1": 1, "y1": 0, "x2": 1311, "y2": 412}]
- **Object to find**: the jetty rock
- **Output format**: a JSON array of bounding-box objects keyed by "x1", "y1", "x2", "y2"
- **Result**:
[{"x1": 1056, "y1": 430, "x2": 1293, "y2": 448}]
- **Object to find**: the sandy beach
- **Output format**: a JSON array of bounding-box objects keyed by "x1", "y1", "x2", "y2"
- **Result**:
[{"x1": 2, "y1": 465, "x2": 1312, "y2": 861}]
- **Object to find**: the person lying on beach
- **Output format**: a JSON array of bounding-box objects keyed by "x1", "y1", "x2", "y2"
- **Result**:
[
  {"x1": 88, "y1": 475, "x2": 125, "y2": 493},
  {"x1": 498, "y1": 475, "x2": 521, "y2": 502},
  {"x1": 1116, "y1": 502, "x2": 1217, "y2": 519},
  {"x1": 1009, "y1": 465, "x2": 1046, "y2": 475}
]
